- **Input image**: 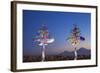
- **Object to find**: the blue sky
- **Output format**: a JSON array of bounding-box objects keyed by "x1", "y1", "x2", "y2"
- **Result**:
[{"x1": 23, "y1": 10, "x2": 91, "y2": 56}]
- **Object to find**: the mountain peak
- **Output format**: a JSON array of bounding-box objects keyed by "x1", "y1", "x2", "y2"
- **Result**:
[{"x1": 59, "y1": 47, "x2": 90, "y2": 56}]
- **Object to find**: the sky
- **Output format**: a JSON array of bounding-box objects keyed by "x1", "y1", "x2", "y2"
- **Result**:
[{"x1": 23, "y1": 10, "x2": 91, "y2": 56}]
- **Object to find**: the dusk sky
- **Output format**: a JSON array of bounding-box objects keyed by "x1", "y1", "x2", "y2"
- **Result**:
[{"x1": 23, "y1": 10, "x2": 91, "y2": 56}]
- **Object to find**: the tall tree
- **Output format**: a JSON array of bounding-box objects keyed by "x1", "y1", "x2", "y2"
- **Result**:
[
  {"x1": 33, "y1": 25, "x2": 55, "y2": 61},
  {"x1": 67, "y1": 24, "x2": 85, "y2": 60}
]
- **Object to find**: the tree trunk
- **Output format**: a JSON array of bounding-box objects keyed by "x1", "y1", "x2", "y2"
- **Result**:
[
  {"x1": 42, "y1": 45, "x2": 45, "y2": 62},
  {"x1": 74, "y1": 47, "x2": 77, "y2": 60}
]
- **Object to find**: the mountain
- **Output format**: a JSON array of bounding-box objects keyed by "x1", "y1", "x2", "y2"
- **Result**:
[
  {"x1": 59, "y1": 48, "x2": 91, "y2": 57},
  {"x1": 59, "y1": 51, "x2": 74, "y2": 57},
  {"x1": 77, "y1": 48, "x2": 91, "y2": 56}
]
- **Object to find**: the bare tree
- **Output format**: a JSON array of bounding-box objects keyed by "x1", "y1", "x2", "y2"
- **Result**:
[
  {"x1": 67, "y1": 24, "x2": 85, "y2": 60},
  {"x1": 33, "y1": 25, "x2": 55, "y2": 61}
]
